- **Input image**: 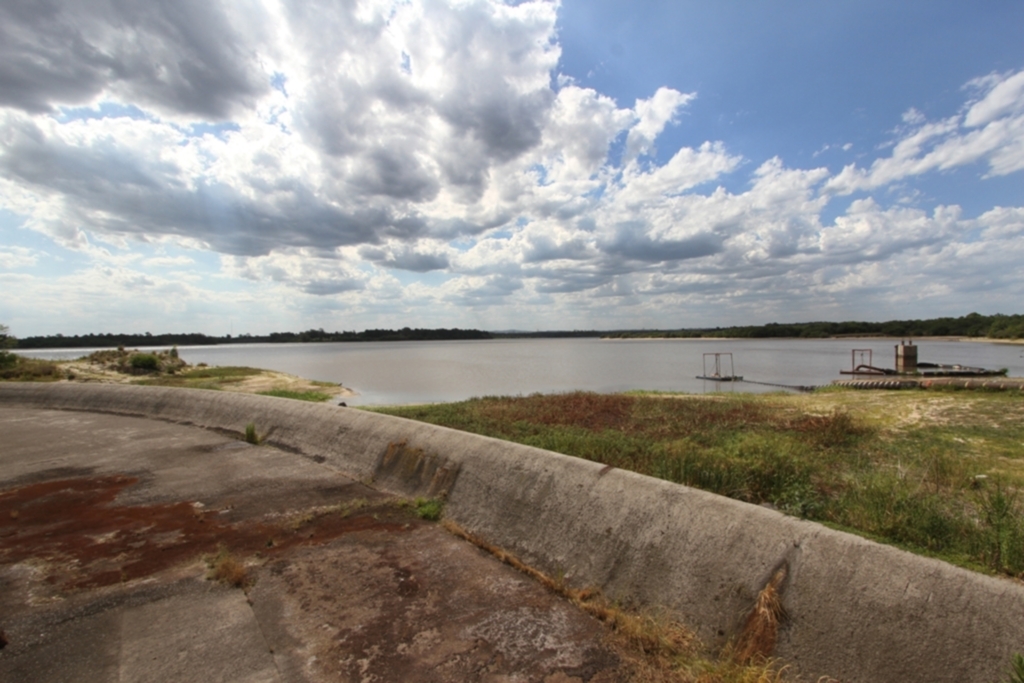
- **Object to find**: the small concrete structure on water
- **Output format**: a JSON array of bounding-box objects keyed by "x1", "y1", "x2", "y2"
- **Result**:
[
  {"x1": 839, "y1": 340, "x2": 1008, "y2": 379},
  {"x1": 3, "y1": 383, "x2": 1024, "y2": 683},
  {"x1": 834, "y1": 340, "x2": 1022, "y2": 390}
]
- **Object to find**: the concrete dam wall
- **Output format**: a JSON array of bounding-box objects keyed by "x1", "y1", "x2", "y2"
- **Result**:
[{"x1": 2, "y1": 382, "x2": 1022, "y2": 683}]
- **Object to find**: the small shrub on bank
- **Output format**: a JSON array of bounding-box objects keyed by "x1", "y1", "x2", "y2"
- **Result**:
[
  {"x1": 0, "y1": 350, "x2": 17, "y2": 369},
  {"x1": 0, "y1": 355, "x2": 62, "y2": 381},
  {"x1": 82, "y1": 347, "x2": 187, "y2": 375},
  {"x1": 129, "y1": 353, "x2": 160, "y2": 371}
]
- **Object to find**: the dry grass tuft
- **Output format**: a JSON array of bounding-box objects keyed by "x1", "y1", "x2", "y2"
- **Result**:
[
  {"x1": 441, "y1": 520, "x2": 690, "y2": 653},
  {"x1": 206, "y1": 546, "x2": 249, "y2": 588},
  {"x1": 286, "y1": 498, "x2": 370, "y2": 530},
  {"x1": 734, "y1": 565, "x2": 788, "y2": 664}
]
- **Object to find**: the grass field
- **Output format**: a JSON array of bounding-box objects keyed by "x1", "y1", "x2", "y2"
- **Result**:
[
  {"x1": 135, "y1": 365, "x2": 264, "y2": 389},
  {"x1": 256, "y1": 388, "x2": 334, "y2": 402},
  {"x1": 373, "y1": 388, "x2": 1024, "y2": 577}
]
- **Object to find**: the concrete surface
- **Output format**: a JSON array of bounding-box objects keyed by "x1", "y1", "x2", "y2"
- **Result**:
[
  {"x1": 832, "y1": 376, "x2": 1024, "y2": 390},
  {"x1": 4, "y1": 382, "x2": 1024, "y2": 682},
  {"x1": 0, "y1": 404, "x2": 623, "y2": 682}
]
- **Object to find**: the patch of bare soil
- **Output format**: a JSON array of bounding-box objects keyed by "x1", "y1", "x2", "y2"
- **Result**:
[
  {"x1": 59, "y1": 359, "x2": 136, "y2": 384},
  {"x1": 894, "y1": 396, "x2": 958, "y2": 429},
  {"x1": 228, "y1": 371, "x2": 355, "y2": 398}
]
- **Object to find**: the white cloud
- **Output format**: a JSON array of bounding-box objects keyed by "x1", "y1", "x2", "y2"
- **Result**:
[
  {"x1": 539, "y1": 85, "x2": 633, "y2": 182},
  {"x1": 0, "y1": 246, "x2": 39, "y2": 268},
  {"x1": 221, "y1": 249, "x2": 368, "y2": 295},
  {"x1": 819, "y1": 200, "x2": 963, "y2": 261},
  {"x1": 616, "y1": 141, "x2": 741, "y2": 202},
  {"x1": 623, "y1": 87, "x2": 696, "y2": 164},
  {"x1": 0, "y1": 0, "x2": 1022, "y2": 332},
  {"x1": 142, "y1": 255, "x2": 196, "y2": 268},
  {"x1": 827, "y1": 68, "x2": 1024, "y2": 194},
  {"x1": 0, "y1": 0, "x2": 270, "y2": 118},
  {"x1": 964, "y1": 70, "x2": 1024, "y2": 127}
]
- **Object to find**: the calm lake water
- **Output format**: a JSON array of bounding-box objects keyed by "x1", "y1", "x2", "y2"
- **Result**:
[{"x1": 21, "y1": 338, "x2": 1024, "y2": 406}]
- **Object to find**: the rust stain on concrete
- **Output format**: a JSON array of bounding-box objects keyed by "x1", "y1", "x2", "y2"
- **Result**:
[{"x1": 0, "y1": 475, "x2": 413, "y2": 591}]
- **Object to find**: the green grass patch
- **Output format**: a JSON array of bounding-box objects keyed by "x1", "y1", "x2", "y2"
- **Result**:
[
  {"x1": 257, "y1": 389, "x2": 333, "y2": 402},
  {"x1": 177, "y1": 365, "x2": 263, "y2": 380},
  {"x1": 414, "y1": 497, "x2": 445, "y2": 521},
  {"x1": 244, "y1": 422, "x2": 260, "y2": 445},
  {"x1": 994, "y1": 652, "x2": 1024, "y2": 683},
  {"x1": 136, "y1": 365, "x2": 263, "y2": 388},
  {"x1": 373, "y1": 390, "x2": 1024, "y2": 577}
]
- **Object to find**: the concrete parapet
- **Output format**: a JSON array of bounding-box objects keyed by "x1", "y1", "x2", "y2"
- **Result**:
[{"x1": 2, "y1": 382, "x2": 1023, "y2": 682}]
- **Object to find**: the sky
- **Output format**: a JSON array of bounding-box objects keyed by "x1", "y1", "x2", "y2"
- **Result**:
[{"x1": 1, "y1": 0, "x2": 1023, "y2": 337}]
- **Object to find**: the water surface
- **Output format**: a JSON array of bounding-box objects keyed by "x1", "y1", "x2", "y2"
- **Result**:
[{"x1": 21, "y1": 338, "x2": 1024, "y2": 406}]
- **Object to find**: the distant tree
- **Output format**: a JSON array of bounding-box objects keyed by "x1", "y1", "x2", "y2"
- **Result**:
[{"x1": 0, "y1": 324, "x2": 16, "y2": 368}]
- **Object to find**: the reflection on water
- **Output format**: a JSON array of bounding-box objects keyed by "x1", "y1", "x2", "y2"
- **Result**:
[{"x1": 21, "y1": 338, "x2": 1024, "y2": 406}]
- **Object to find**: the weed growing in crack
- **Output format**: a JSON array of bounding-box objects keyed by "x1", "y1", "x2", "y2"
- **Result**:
[
  {"x1": 244, "y1": 422, "x2": 259, "y2": 445},
  {"x1": 994, "y1": 653, "x2": 1024, "y2": 683},
  {"x1": 205, "y1": 546, "x2": 249, "y2": 588},
  {"x1": 441, "y1": 519, "x2": 789, "y2": 683},
  {"x1": 414, "y1": 497, "x2": 444, "y2": 521},
  {"x1": 733, "y1": 566, "x2": 788, "y2": 665},
  {"x1": 286, "y1": 499, "x2": 371, "y2": 530}
]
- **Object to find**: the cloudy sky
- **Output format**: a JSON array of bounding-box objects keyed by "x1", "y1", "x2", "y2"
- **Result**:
[{"x1": 2, "y1": 0, "x2": 1023, "y2": 336}]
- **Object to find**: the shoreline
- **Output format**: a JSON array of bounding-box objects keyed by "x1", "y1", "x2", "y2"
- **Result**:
[
  {"x1": 3, "y1": 351, "x2": 359, "y2": 401},
  {"x1": 602, "y1": 335, "x2": 1024, "y2": 344}
]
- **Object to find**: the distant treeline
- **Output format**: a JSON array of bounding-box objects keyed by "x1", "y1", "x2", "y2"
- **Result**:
[
  {"x1": 491, "y1": 330, "x2": 601, "y2": 339},
  {"x1": 14, "y1": 327, "x2": 493, "y2": 349},
  {"x1": 603, "y1": 313, "x2": 1024, "y2": 340},
  {"x1": 12, "y1": 313, "x2": 1024, "y2": 349}
]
